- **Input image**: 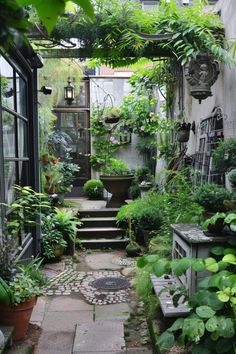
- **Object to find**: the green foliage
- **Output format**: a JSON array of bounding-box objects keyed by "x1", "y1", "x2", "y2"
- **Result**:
[
  {"x1": 90, "y1": 104, "x2": 129, "y2": 170},
  {"x1": 138, "y1": 249, "x2": 236, "y2": 353},
  {"x1": 101, "y1": 158, "x2": 131, "y2": 175},
  {"x1": 0, "y1": 237, "x2": 15, "y2": 282},
  {"x1": 83, "y1": 179, "x2": 104, "y2": 199},
  {"x1": 2, "y1": 185, "x2": 51, "y2": 237},
  {"x1": 0, "y1": 258, "x2": 46, "y2": 305},
  {"x1": 203, "y1": 212, "x2": 226, "y2": 233},
  {"x1": 194, "y1": 183, "x2": 231, "y2": 213},
  {"x1": 227, "y1": 169, "x2": 236, "y2": 186},
  {"x1": 224, "y1": 212, "x2": 236, "y2": 233},
  {"x1": 41, "y1": 208, "x2": 80, "y2": 259},
  {"x1": 212, "y1": 139, "x2": 236, "y2": 174},
  {"x1": 53, "y1": 0, "x2": 232, "y2": 67},
  {"x1": 17, "y1": 0, "x2": 94, "y2": 34}
]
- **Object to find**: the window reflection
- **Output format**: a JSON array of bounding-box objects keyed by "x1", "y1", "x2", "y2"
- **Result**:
[
  {"x1": 3, "y1": 111, "x2": 16, "y2": 158},
  {"x1": 0, "y1": 56, "x2": 14, "y2": 110},
  {"x1": 18, "y1": 119, "x2": 28, "y2": 157},
  {"x1": 16, "y1": 74, "x2": 26, "y2": 116},
  {"x1": 4, "y1": 161, "x2": 16, "y2": 204}
]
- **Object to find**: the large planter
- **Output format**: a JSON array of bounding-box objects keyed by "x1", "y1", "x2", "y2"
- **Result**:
[
  {"x1": 100, "y1": 174, "x2": 134, "y2": 208},
  {"x1": 0, "y1": 297, "x2": 36, "y2": 340}
]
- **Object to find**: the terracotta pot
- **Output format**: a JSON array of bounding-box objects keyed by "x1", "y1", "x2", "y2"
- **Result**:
[
  {"x1": 0, "y1": 297, "x2": 36, "y2": 340},
  {"x1": 100, "y1": 174, "x2": 134, "y2": 208}
]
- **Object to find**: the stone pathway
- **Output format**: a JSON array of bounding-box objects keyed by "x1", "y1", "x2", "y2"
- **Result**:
[{"x1": 30, "y1": 251, "x2": 153, "y2": 354}]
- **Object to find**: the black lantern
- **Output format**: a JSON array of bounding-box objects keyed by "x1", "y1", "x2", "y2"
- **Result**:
[{"x1": 64, "y1": 77, "x2": 75, "y2": 105}]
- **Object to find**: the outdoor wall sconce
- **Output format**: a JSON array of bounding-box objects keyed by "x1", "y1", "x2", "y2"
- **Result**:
[
  {"x1": 64, "y1": 77, "x2": 75, "y2": 105},
  {"x1": 39, "y1": 86, "x2": 52, "y2": 95},
  {"x1": 184, "y1": 54, "x2": 220, "y2": 104}
]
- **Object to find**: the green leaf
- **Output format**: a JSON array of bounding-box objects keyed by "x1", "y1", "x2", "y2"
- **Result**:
[
  {"x1": 156, "y1": 331, "x2": 175, "y2": 350},
  {"x1": 211, "y1": 246, "x2": 225, "y2": 256},
  {"x1": 205, "y1": 317, "x2": 218, "y2": 332},
  {"x1": 222, "y1": 254, "x2": 236, "y2": 265},
  {"x1": 171, "y1": 258, "x2": 192, "y2": 276},
  {"x1": 229, "y1": 222, "x2": 236, "y2": 232},
  {"x1": 218, "y1": 318, "x2": 235, "y2": 338},
  {"x1": 192, "y1": 259, "x2": 206, "y2": 272},
  {"x1": 196, "y1": 306, "x2": 216, "y2": 319},
  {"x1": 72, "y1": 0, "x2": 94, "y2": 19},
  {"x1": 168, "y1": 318, "x2": 184, "y2": 332},
  {"x1": 217, "y1": 291, "x2": 229, "y2": 302},
  {"x1": 183, "y1": 317, "x2": 205, "y2": 342},
  {"x1": 153, "y1": 258, "x2": 170, "y2": 276},
  {"x1": 205, "y1": 258, "x2": 219, "y2": 272}
]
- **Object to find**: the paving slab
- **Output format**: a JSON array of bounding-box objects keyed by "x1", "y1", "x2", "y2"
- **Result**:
[
  {"x1": 85, "y1": 252, "x2": 123, "y2": 270},
  {"x1": 42, "y1": 311, "x2": 93, "y2": 332},
  {"x1": 35, "y1": 330, "x2": 74, "y2": 354},
  {"x1": 30, "y1": 297, "x2": 47, "y2": 326},
  {"x1": 95, "y1": 303, "x2": 130, "y2": 321},
  {"x1": 72, "y1": 321, "x2": 125, "y2": 353},
  {"x1": 48, "y1": 297, "x2": 92, "y2": 312}
]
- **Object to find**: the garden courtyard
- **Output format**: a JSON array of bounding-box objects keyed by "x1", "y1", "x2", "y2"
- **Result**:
[{"x1": 1, "y1": 0, "x2": 236, "y2": 353}]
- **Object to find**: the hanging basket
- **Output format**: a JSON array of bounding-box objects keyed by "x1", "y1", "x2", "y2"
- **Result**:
[
  {"x1": 177, "y1": 129, "x2": 190, "y2": 143},
  {"x1": 104, "y1": 115, "x2": 120, "y2": 124}
]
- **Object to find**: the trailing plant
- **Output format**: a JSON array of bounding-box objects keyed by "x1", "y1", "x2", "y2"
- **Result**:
[
  {"x1": 194, "y1": 183, "x2": 231, "y2": 213},
  {"x1": 90, "y1": 104, "x2": 128, "y2": 170},
  {"x1": 137, "y1": 246, "x2": 236, "y2": 353},
  {"x1": 83, "y1": 179, "x2": 104, "y2": 199},
  {"x1": 212, "y1": 139, "x2": 236, "y2": 174},
  {"x1": 52, "y1": 0, "x2": 232, "y2": 67}
]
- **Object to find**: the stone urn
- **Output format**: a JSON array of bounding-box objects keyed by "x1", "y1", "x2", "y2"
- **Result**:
[{"x1": 100, "y1": 174, "x2": 134, "y2": 208}]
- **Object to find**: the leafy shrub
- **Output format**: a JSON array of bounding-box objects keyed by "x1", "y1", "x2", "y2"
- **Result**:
[
  {"x1": 83, "y1": 179, "x2": 104, "y2": 199},
  {"x1": 212, "y1": 138, "x2": 236, "y2": 173},
  {"x1": 136, "y1": 205, "x2": 163, "y2": 231},
  {"x1": 101, "y1": 158, "x2": 131, "y2": 175},
  {"x1": 227, "y1": 169, "x2": 236, "y2": 186},
  {"x1": 194, "y1": 183, "x2": 231, "y2": 212}
]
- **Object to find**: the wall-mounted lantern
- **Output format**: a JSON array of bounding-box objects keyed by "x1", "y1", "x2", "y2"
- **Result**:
[
  {"x1": 184, "y1": 54, "x2": 220, "y2": 104},
  {"x1": 64, "y1": 77, "x2": 75, "y2": 105}
]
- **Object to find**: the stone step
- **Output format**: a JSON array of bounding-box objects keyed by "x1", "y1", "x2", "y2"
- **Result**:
[
  {"x1": 0, "y1": 326, "x2": 13, "y2": 353},
  {"x1": 78, "y1": 208, "x2": 119, "y2": 218},
  {"x1": 81, "y1": 216, "x2": 117, "y2": 228},
  {"x1": 80, "y1": 238, "x2": 129, "y2": 249},
  {"x1": 78, "y1": 227, "x2": 126, "y2": 239},
  {"x1": 72, "y1": 321, "x2": 126, "y2": 353}
]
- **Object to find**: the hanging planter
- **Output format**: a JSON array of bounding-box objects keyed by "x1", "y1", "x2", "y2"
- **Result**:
[
  {"x1": 176, "y1": 122, "x2": 191, "y2": 143},
  {"x1": 103, "y1": 107, "x2": 121, "y2": 124}
]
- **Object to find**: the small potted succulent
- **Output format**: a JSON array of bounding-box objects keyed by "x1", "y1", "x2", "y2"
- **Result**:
[
  {"x1": 83, "y1": 179, "x2": 104, "y2": 200},
  {"x1": 176, "y1": 122, "x2": 191, "y2": 143}
]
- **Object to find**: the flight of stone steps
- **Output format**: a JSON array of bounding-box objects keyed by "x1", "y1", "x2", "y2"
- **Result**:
[{"x1": 77, "y1": 208, "x2": 128, "y2": 249}]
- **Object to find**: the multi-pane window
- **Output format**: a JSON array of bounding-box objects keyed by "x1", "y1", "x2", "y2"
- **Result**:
[{"x1": 0, "y1": 55, "x2": 29, "y2": 204}]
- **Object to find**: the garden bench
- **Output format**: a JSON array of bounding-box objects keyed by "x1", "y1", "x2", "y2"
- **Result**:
[
  {"x1": 150, "y1": 274, "x2": 190, "y2": 318},
  {"x1": 0, "y1": 326, "x2": 13, "y2": 353}
]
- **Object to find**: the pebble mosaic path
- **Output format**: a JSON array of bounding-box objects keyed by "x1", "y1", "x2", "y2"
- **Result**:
[{"x1": 44, "y1": 257, "x2": 133, "y2": 305}]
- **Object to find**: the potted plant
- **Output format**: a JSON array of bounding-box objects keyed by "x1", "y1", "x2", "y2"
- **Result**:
[
  {"x1": 125, "y1": 219, "x2": 141, "y2": 257},
  {"x1": 203, "y1": 212, "x2": 226, "y2": 234},
  {"x1": 176, "y1": 122, "x2": 191, "y2": 143},
  {"x1": 194, "y1": 183, "x2": 231, "y2": 217},
  {"x1": 41, "y1": 208, "x2": 81, "y2": 258},
  {"x1": 83, "y1": 179, "x2": 104, "y2": 200},
  {"x1": 103, "y1": 107, "x2": 122, "y2": 124},
  {"x1": 100, "y1": 158, "x2": 134, "y2": 208},
  {"x1": 0, "y1": 250, "x2": 47, "y2": 340}
]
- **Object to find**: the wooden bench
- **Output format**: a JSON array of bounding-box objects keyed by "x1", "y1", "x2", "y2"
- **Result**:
[
  {"x1": 0, "y1": 326, "x2": 13, "y2": 354},
  {"x1": 150, "y1": 274, "x2": 190, "y2": 318}
]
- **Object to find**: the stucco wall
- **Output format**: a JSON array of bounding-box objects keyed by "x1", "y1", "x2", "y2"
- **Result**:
[{"x1": 184, "y1": 0, "x2": 236, "y2": 156}]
